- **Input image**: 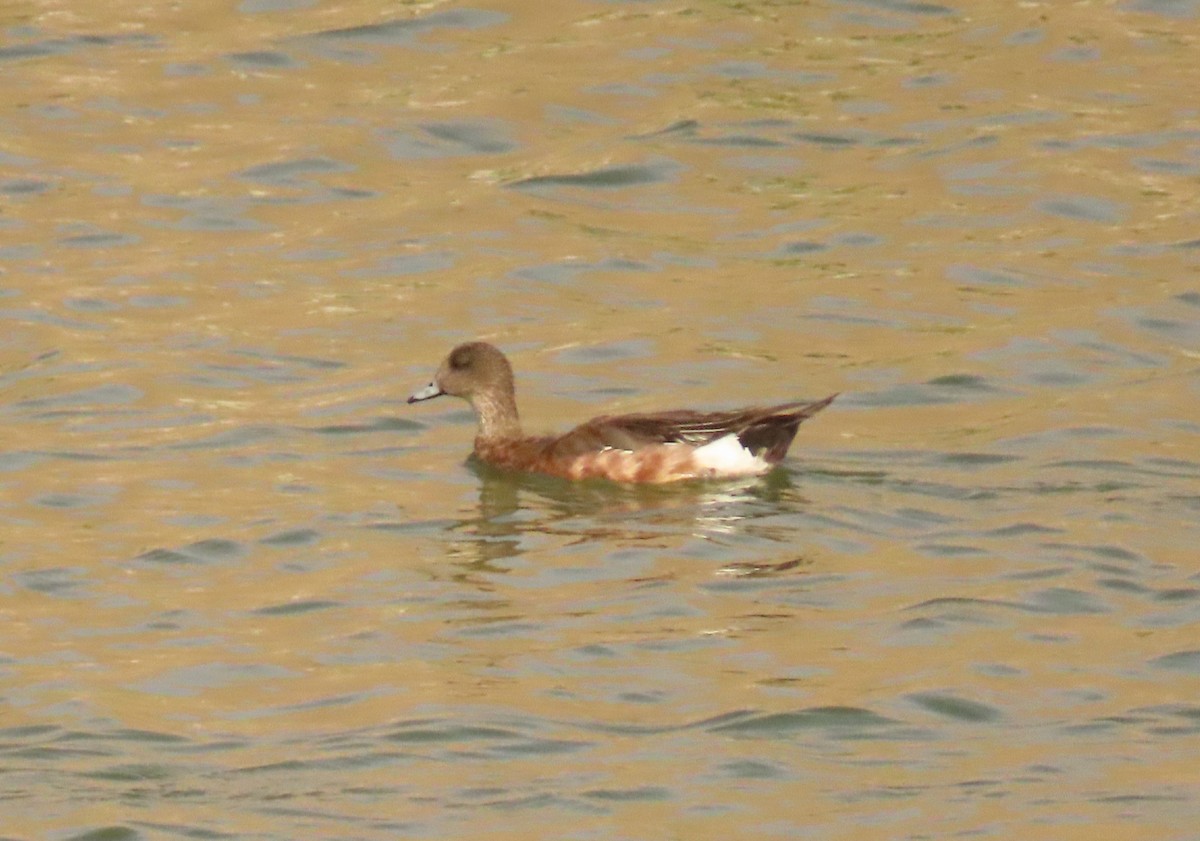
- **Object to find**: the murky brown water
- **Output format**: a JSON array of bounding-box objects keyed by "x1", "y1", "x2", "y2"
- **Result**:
[{"x1": 3, "y1": 0, "x2": 1199, "y2": 838}]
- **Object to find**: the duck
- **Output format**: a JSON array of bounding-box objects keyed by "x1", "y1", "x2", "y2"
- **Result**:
[{"x1": 407, "y1": 341, "x2": 836, "y2": 484}]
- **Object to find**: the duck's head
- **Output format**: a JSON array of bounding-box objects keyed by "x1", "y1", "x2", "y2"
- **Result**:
[{"x1": 408, "y1": 341, "x2": 515, "y2": 406}]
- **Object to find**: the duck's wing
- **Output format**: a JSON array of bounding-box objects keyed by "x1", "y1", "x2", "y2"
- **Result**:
[{"x1": 546, "y1": 396, "x2": 836, "y2": 462}]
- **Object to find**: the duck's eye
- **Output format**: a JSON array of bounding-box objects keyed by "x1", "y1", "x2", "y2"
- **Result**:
[{"x1": 449, "y1": 348, "x2": 472, "y2": 370}]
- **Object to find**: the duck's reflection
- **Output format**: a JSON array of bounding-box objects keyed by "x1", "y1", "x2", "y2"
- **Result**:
[{"x1": 446, "y1": 456, "x2": 812, "y2": 568}]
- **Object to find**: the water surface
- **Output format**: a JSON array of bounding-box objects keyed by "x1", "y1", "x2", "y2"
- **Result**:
[{"x1": 2, "y1": 1, "x2": 1199, "y2": 838}]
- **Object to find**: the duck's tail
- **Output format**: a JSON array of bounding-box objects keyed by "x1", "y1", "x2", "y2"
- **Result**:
[{"x1": 738, "y1": 393, "x2": 838, "y2": 463}]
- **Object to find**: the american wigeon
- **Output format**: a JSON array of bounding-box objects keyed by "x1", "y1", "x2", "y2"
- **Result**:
[{"x1": 408, "y1": 341, "x2": 836, "y2": 483}]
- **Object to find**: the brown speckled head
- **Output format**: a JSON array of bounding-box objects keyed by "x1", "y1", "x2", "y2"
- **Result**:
[
  {"x1": 409, "y1": 342, "x2": 521, "y2": 439},
  {"x1": 436, "y1": 342, "x2": 513, "y2": 400}
]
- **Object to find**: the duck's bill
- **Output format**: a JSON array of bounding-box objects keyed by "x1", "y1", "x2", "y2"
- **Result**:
[{"x1": 407, "y1": 382, "x2": 444, "y2": 404}]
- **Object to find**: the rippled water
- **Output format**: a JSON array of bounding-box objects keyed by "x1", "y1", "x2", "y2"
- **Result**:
[{"x1": 3, "y1": 1, "x2": 1199, "y2": 838}]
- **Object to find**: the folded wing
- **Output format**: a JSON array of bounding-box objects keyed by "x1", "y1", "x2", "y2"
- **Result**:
[{"x1": 546, "y1": 395, "x2": 837, "y2": 464}]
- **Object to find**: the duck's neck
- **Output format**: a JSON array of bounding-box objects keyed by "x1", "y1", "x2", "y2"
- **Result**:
[{"x1": 472, "y1": 391, "x2": 521, "y2": 440}]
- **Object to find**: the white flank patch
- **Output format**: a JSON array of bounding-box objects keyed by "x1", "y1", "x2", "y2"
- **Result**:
[{"x1": 691, "y1": 434, "x2": 770, "y2": 477}]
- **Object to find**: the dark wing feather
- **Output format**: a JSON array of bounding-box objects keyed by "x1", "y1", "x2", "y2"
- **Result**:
[{"x1": 546, "y1": 395, "x2": 836, "y2": 462}]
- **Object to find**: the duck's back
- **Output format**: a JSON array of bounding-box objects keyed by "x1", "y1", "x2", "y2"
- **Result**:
[{"x1": 473, "y1": 396, "x2": 835, "y2": 483}]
